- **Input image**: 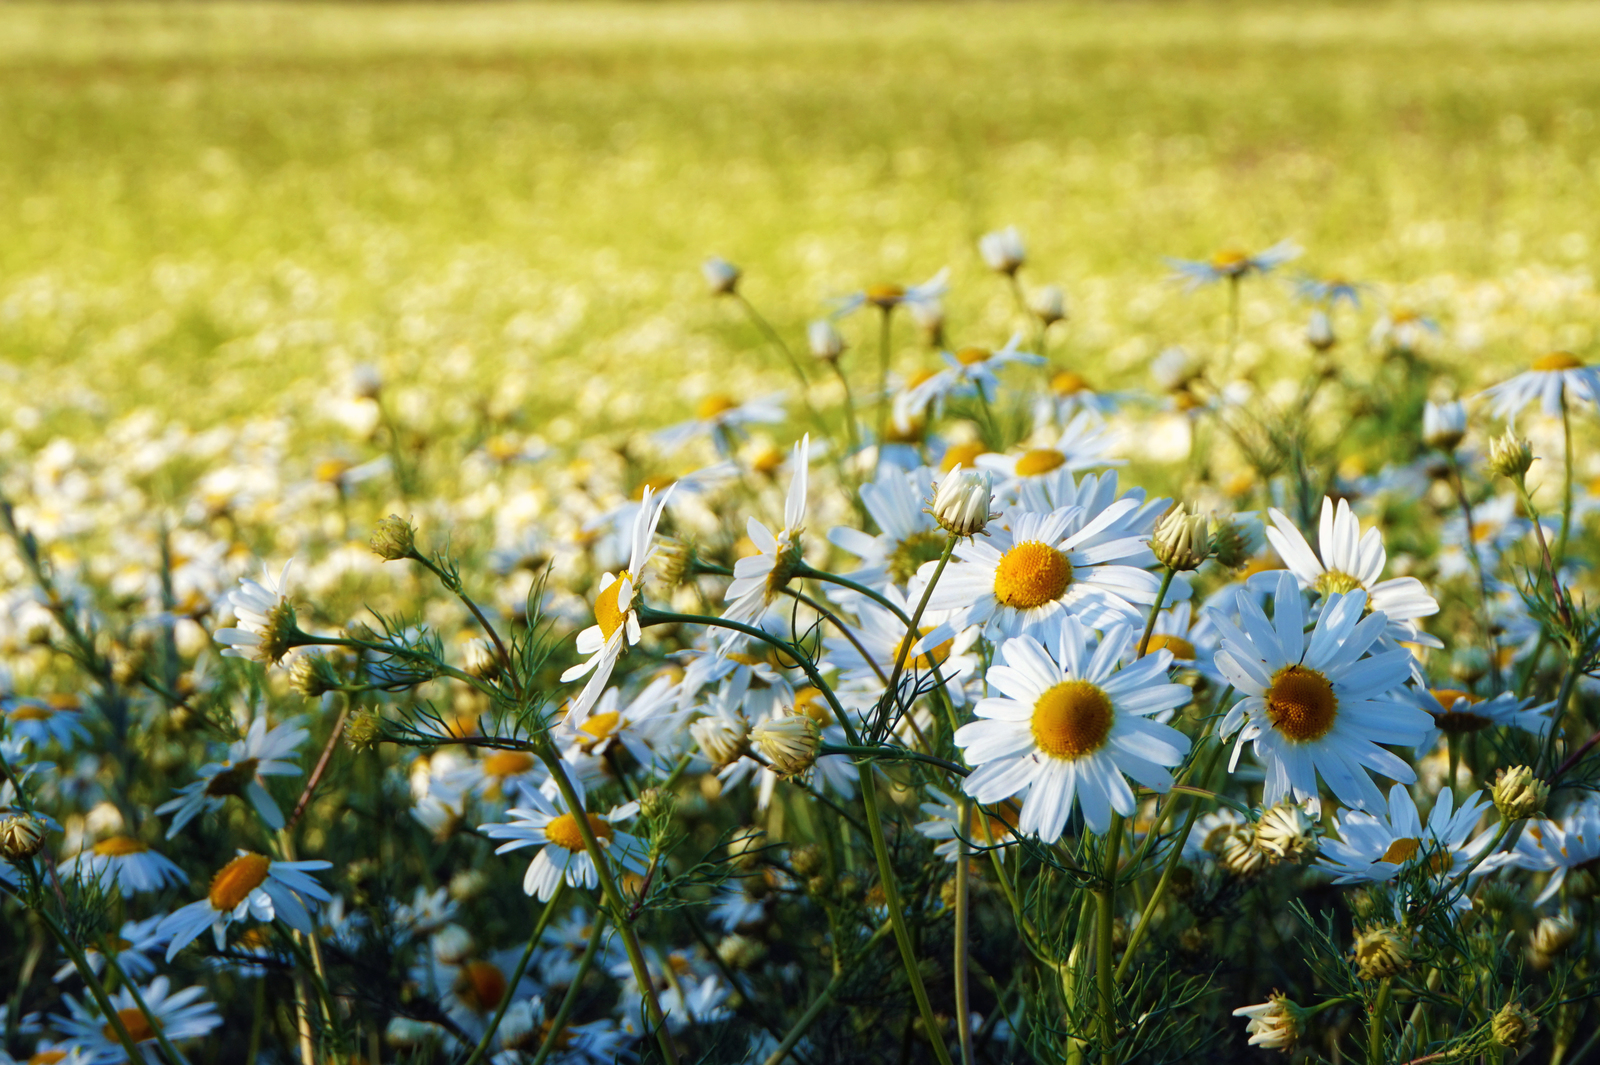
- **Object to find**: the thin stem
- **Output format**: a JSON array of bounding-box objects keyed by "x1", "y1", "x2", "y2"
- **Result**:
[
  {"x1": 410, "y1": 552, "x2": 521, "y2": 700},
  {"x1": 1447, "y1": 454, "x2": 1504, "y2": 692},
  {"x1": 1137, "y1": 567, "x2": 1177, "y2": 657},
  {"x1": 831, "y1": 359, "x2": 861, "y2": 455},
  {"x1": 1558, "y1": 389, "x2": 1574, "y2": 564},
  {"x1": 461, "y1": 883, "x2": 568, "y2": 1065},
  {"x1": 875, "y1": 308, "x2": 894, "y2": 476},
  {"x1": 1097, "y1": 817, "x2": 1124, "y2": 1062},
  {"x1": 761, "y1": 920, "x2": 895, "y2": 1065},
  {"x1": 38, "y1": 911, "x2": 149, "y2": 1065},
  {"x1": 858, "y1": 770, "x2": 957, "y2": 1065},
  {"x1": 1512, "y1": 478, "x2": 1572, "y2": 628},
  {"x1": 874, "y1": 534, "x2": 958, "y2": 741},
  {"x1": 954, "y1": 799, "x2": 975, "y2": 1065},
  {"x1": 1368, "y1": 976, "x2": 1394, "y2": 1065},
  {"x1": 99, "y1": 937, "x2": 193, "y2": 1065},
  {"x1": 285, "y1": 698, "x2": 353, "y2": 833},
  {"x1": 819, "y1": 743, "x2": 967, "y2": 778},
  {"x1": 529, "y1": 911, "x2": 609, "y2": 1065}
]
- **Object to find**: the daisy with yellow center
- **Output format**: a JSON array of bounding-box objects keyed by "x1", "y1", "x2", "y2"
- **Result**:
[
  {"x1": 922, "y1": 499, "x2": 1178, "y2": 639},
  {"x1": 561, "y1": 484, "x2": 675, "y2": 724},
  {"x1": 1166, "y1": 240, "x2": 1299, "y2": 287},
  {"x1": 826, "y1": 464, "x2": 946, "y2": 590},
  {"x1": 156, "y1": 850, "x2": 332, "y2": 960},
  {"x1": 955, "y1": 618, "x2": 1192, "y2": 840},
  {"x1": 480, "y1": 786, "x2": 646, "y2": 902},
  {"x1": 61, "y1": 835, "x2": 188, "y2": 897},
  {"x1": 1480, "y1": 351, "x2": 1600, "y2": 419},
  {"x1": 906, "y1": 332, "x2": 1043, "y2": 416},
  {"x1": 2, "y1": 695, "x2": 88, "y2": 750},
  {"x1": 1034, "y1": 367, "x2": 1128, "y2": 425},
  {"x1": 49, "y1": 914, "x2": 170, "y2": 984},
  {"x1": 915, "y1": 786, "x2": 1021, "y2": 860},
  {"x1": 49, "y1": 975, "x2": 221, "y2": 1062},
  {"x1": 822, "y1": 586, "x2": 977, "y2": 707},
  {"x1": 722, "y1": 435, "x2": 809, "y2": 632},
  {"x1": 653, "y1": 392, "x2": 786, "y2": 458},
  {"x1": 831, "y1": 269, "x2": 948, "y2": 318},
  {"x1": 978, "y1": 412, "x2": 1121, "y2": 500},
  {"x1": 1320, "y1": 783, "x2": 1497, "y2": 902},
  {"x1": 1209, "y1": 572, "x2": 1428, "y2": 813},
  {"x1": 554, "y1": 673, "x2": 684, "y2": 773},
  {"x1": 156, "y1": 715, "x2": 308, "y2": 838},
  {"x1": 1264, "y1": 496, "x2": 1441, "y2": 650},
  {"x1": 1399, "y1": 684, "x2": 1554, "y2": 756}
]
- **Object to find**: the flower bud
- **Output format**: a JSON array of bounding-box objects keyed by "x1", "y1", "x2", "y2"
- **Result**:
[
  {"x1": 345, "y1": 710, "x2": 384, "y2": 753},
  {"x1": 1030, "y1": 284, "x2": 1067, "y2": 326},
  {"x1": 1351, "y1": 924, "x2": 1411, "y2": 980},
  {"x1": 1305, "y1": 310, "x2": 1336, "y2": 351},
  {"x1": 290, "y1": 653, "x2": 341, "y2": 698},
  {"x1": 978, "y1": 226, "x2": 1026, "y2": 276},
  {"x1": 0, "y1": 814, "x2": 46, "y2": 860},
  {"x1": 1422, "y1": 399, "x2": 1467, "y2": 451},
  {"x1": 1529, "y1": 913, "x2": 1577, "y2": 958},
  {"x1": 1220, "y1": 826, "x2": 1268, "y2": 878},
  {"x1": 717, "y1": 933, "x2": 768, "y2": 970},
  {"x1": 790, "y1": 843, "x2": 825, "y2": 878},
  {"x1": 637, "y1": 786, "x2": 676, "y2": 823},
  {"x1": 351, "y1": 362, "x2": 383, "y2": 400},
  {"x1": 807, "y1": 320, "x2": 845, "y2": 363},
  {"x1": 1253, "y1": 801, "x2": 1320, "y2": 863},
  {"x1": 655, "y1": 537, "x2": 697, "y2": 591},
  {"x1": 930, "y1": 466, "x2": 994, "y2": 538},
  {"x1": 1232, "y1": 991, "x2": 1306, "y2": 1052},
  {"x1": 1208, "y1": 516, "x2": 1252, "y2": 569},
  {"x1": 691, "y1": 713, "x2": 749, "y2": 768},
  {"x1": 751, "y1": 712, "x2": 822, "y2": 778},
  {"x1": 1491, "y1": 1002, "x2": 1538, "y2": 1049},
  {"x1": 448, "y1": 868, "x2": 490, "y2": 902},
  {"x1": 1486, "y1": 429, "x2": 1534, "y2": 481},
  {"x1": 1491, "y1": 765, "x2": 1547, "y2": 820},
  {"x1": 370, "y1": 515, "x2": 416, "y2": 561},
  {"x1": 701, "y1": 256, "x2": 741, "y2": 296},
  {"x1": 1152, "y1": 504, "x2": 1211, "y2": 571},
  {"x1": 431, "y1": 923, "x2": 475, "y2": 965}
]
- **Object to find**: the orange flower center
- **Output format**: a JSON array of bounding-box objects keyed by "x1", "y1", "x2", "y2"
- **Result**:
[
  {"x1": 1429, "y1": 689, "x2": 1491, "y2": 733},
  {"x1": 1266, "y1": 665, "x2": 1338, "y2": 743},
  {"x1": 545, "y1": 813, "x2": 613, "y2": 853},
  {"x1": 1144, "y1": 634, "x2": 1196, "y2": 660},
  {"x1": 1532, "y1": 351, "x2": 1583, "y2": 371},
  {"x1": 940, "y1": 442, "x2": 988, "y2": 473},
  {"x1": 895, "y1": 628, "x2": 955, "y2": 672},
  {"x1": 1013, "y1": 449, "x2": 1067, "y2": 477},
  {"x1": 696, "y1": 394, "x2": 738, "y2": 420},
  {"x1": 1051, "y1": 370, "x2": 1090, "y2": 396},
  {"x1": 866, "y1": 283, "x2": 906, "y2": 307},
  {"x1": 954, "y1": 346, "x2": 991, "y2": 366},
  {"x1": 8, "y1": 705, "x2": 52, "y2": 722},
  {"x1": 102, "y1": 1009, "x2": 156, "y2": 1045},
  {"x1": 454, "y1": 960, "x2": 507, "y2": 1014},
  {"x1": 993, "y1": 541, "x2": 1073, "y2": 609},
  {"x1": 92, "y1": 836, "x2": 150, "y2": 857},
  {"x1": 480, "y1": 751, "x2": 537, "y2": 779},
  {"x1": 593, "y1": 571, "x2": 633, "y2": 642},
  {"x1": 208, "y1": 852, "x2": 272, "y2": 912},
  {"x1": 31, "y1": 1051, "x2": 71, "y2": 1064},
  {"x1": 1031, "y1": 680, "x2": 1114, "y2": 759}
]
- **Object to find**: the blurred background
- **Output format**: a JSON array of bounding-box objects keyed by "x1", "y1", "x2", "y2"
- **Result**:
[{"x1": 2, "y1": 1, "x2": 1598, "y2": 450}]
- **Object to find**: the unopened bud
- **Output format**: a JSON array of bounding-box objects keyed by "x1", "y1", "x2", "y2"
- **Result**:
[
  {"x1": 1491, "y1": 1002, "x2": 1538, "y2": 1049},
  {"x1": 655, "y1": 537, "x2": 696, "y2": 591},
  {"x1": 290, "y1": 653, "x2": 341, "y2": 698},
  {"x1": 1152, "y1": 504, "x2": 1211, "y2": 571},
  {"x1": 449, "y1": 868, "x2": 490, "y2": 902},
  {"x1": 1220, "y1": 826, "x2": 1268, "y2": 878},
  {"x1": 790, "y1": 843, "x2": 825, "y2": 878},
  {"x1": 807, "y1": 320, "x2": 845, "y2": 362},
  {"x1": 750, "y1": 712, "x2": 821, "y2": 777},
  {"x1": 930, "y1": 466, "x2": 994, "y2": 538},
  {"x1": 0, "y1": 814, "x2": 47, "y2": 861},
  {"x1": 1233, "y1": 991, "x2": 1306, "y2": 1052},
  {"x1": 1305, "y1": 310, "x2": 1336, "y2": 351},
  {"x1": 702, "y1": 256, "x2": 741, "y2": 296},
  {"x1": 1486, "y1": 429, "x2": 1534, "y2": 481},
  {"x1": 1253, "y1": 801, "x2": 1320, "y2": 863},
  {"x1": 637, "y1": 787, "x2": 675, "y2": 822},
  {"x1": 1351, "y1": 924, "x2": 1411, "y2": 980},
  {"x1": 978, "y1": 226, "x2": 1026, "y2": 276},
  {"x1": 370, "y1": 515, "x2": 416, "y2": 561},
  {"x1": 1030, "y1": 284, "x2": 1067, "y2": 326},
  {"x1": 1422, "y1": 399, "x2": 1467, "y2": 451},
  {"x1": 1529, "y1": 913, "x2": 1577, "y2": 958},
  {"x1": 345, "y1": 710, "x2": 384, "y2": 753},
  {"x1": 691, "y1": 713, "x2": 749, "y2": 769},
  {"x1": 1491, "y1": 766, "x2": 1547, "y2": 820},
  {"x1": 1208, "y1": 516, "x2": 1251, "y2": 569},
  {"x1": 717, "y1": 933, "x2": 767, "y2": 970}
]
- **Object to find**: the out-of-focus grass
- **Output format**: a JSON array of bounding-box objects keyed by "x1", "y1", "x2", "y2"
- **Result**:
[{"x1": 2, "y1": 1, "x2": 1598, "y2": 444}]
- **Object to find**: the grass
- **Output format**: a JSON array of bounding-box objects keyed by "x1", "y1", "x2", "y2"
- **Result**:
[{"x1": 1, "y1": 0, "x2": 1598, "y2": 449}]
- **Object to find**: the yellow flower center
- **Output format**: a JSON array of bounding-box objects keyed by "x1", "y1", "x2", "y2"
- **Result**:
[
  {"x1": 8, "y1": 705, "x2": 52, "y2": 722},
  {"x1": 593, "y1": 570, "x2": 633, "y2": 642},
  {"x1": 630, "y1": 474, "x2": 676, "y2": 500},
  {"x1": 204, "y1": 757, "x2": 261, "y2": 798},
  {"x1": 1210, "y1": 249, "x2": 1249, "y2": 270},
  {"x1": 480, "y1": 751, "x2": 537, "y2": 779},
  {"x1": 453, "y1": 960, "x2": 507, "y2": 1015},
  {"x1": 314, "y1": 458, "x2": 352, "y2": 484},
  {"x1": 883, "y1": 415, "x2": 925, "y2": 444},
  {"x1": 545, "y1": 813, "x2": 613, "y2": 853},
  {"x1": 31, "y1": 1050, "x2": 71, "y2": 1064},
  {"x1": 102, "y1": 1008, "x2": 156, "y2": 1045},
  {"x1": 794, "y1": 687, "x2": 832, "y2": 725},
  {"x1": 696, "y1": 394, "x2": 738, "y2": 420},
  {"x1": 904, "y1": 368, "x2": 938, "y2": 390},
  {"x1": 1469, "y1": 521, "x2": 1495, "y2": 543},
  {"x1": 208, "y1": 852, "x2": 272, "y2": 912},
  {"x1": 895, "y1": 628, "x2": 955, "y2": 672},
  {"x1": 1381, "y1": 837, "x2": 1421, "y2": 864},
  {"x1": 1428, "y1": 689, "x2": 1491, "y2": 733},
  {"x1": 1144, "y1": 634, "x2": 1196, "y2": 660},
  {"x1": 579, "y1": 711, "x2": 623, "y2": 746},
  {"x1": 1266, "y1": 665, "x2": 1338, "y2": 743},
  {"x1": 887, "y1": 529, "x2": 947, "y2": 585},
  {"x1": 1532, "y1": 351, "x2": 1583, "y2": 371},
  {"x1": 92, "y1": 836, "x2": 150, "y2": 857},
  {"x1": 1240, "y1": 555, "x2": 1283, "y2": 579},
  {"x1": 993, "y1": 541, "x2": 1073, "y2": 609},
  {"x1": 940, "y1": 442, "x2": 988, "y2": 473},
  {"x1": 1013, "y1": 449, "x2": 1067, "y2": 477},
  {"x1": 1051, "y1": 370, "x2": 1090, "y2": 396},
  {"x1": 1315, "y1": 570, "x2": 1364, "y2": 596},
  {"x1": 751, "y1": 446, "x2": 785, "y2": 475},
  {"x1": 954, "y1": 346, "x2": 992, "y2": 366},
  {"x1": 866, "y1": 283, "x2": 906, "y2": 307},
  {"x1": 1030, "y1": 680, "x2": 1114, "y2": 760}
]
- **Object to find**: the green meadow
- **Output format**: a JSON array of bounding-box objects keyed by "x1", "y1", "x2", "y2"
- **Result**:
[{"x1": 2, "y1": 0, "x2": 1598, "y2": 442}]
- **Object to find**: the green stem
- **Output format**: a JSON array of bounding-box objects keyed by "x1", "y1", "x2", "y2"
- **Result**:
[
  {"x1": 1367, "y1": 976, "x2": 1394, "y2": 1065},
  {"x1": 1446, "y1": 455, "x2": 1504, "y2": 692},
  {"x1": 762, "y1": 920, "x2": 895, "y2": 1065},
  {"x1": 875, "y1": 307, "x2": 894, "y2": 475},
  {"x1": 1097, "y1": 817, "x2": 1125, "y2": 1062},
  {"x1": 99, "y1": 936, "x2": 193, "y2": 1065},
  {"x1": 831, "y1": 359, "x2": 861, "y2": 455},
  {"x1": 461, "y1": 883, "x2": 568, "y2": 1065},
  {"x1": 529, "y1": 911, "x2": 609, "y2": 1065},
  {"x1": 819, "y1": 743, "x2": 967, "y2": 778},
  {"x1": 874, "y1": 534, "x2": 958, "y2": 741},
  {"x1": 1137, "y1": 567, "x2": 1177, "y2": 657},
  {"x1": 37, "y1": 912, "x2": 150, "y2": 1065},
  {"x1": 954, "y1": 800, "x2": 975, "y2": 1065},
  {"x1": 1557, "y1": 389, "x2": 1574, "y2": 564}
]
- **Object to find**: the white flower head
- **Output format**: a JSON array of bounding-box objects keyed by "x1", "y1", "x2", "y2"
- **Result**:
[
  {"x1": 158, "y1": 851, "x2": 332, "y2": 960},
  {"x1": 480, "y1": 789, "x2": 645, "y2": 902}
]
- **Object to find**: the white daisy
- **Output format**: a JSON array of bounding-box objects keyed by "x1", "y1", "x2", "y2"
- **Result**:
[
  {"x1": 954, "y1": 619, "x2": 1192, "y2": 840},
  {"x1": 3, "y1": 695, "x2": 89, "y2": 751},
  {"x1": 1130, "y1": 601, "x2": 1225, "y2": 691},
  {"x1": 827, "y1": 464, "x2": 945, "y2": 591},
  {"x1": 157, "y1": 851, "x2": 332, "y2": 960},
  {"x1": 553, "y1": 674, "x2": 686, "y2": 773},
  {"x1": 721, "y1": 435, "x2": 809, "y2": 630},
  {"x1": 978, "y1": 413, "x2": 1123, "y2": 500},
  {"x1": 831, "y1": 269, "x2": 949, "y2": 319},
  {"x1": 822, "y1": 589, "x2": 977, "y2": 708},
  {"x1": 213, "y1": 559, "x2": 300, "y2": 667},
  {"x1": 1264, "y1": 497, "x2": 1441, "y2": 648},
  {"x1": 1437, "y1": 494, "x2": 1539, "y2": 580},
  {"x1": 51, "y1": 976, "x2": 221, "y2": 1064},
  {"x1": 155, "y1": 715, "x2": 307, "y2": 837},
  {"x1": 559, "y1": 483, "x2": 675, "y2": 724},
  {"x1": 480, "y1": 787, "x2": 646, "y2": 902},
  {"x1": 1319, "y1": 783, "x2": 1497, "y2": 886},
  {"x1": 1033, "y1": 368, "x2": 1131, "y2": 427},
  {"x1": 61, "y1": 836, "x2": 188, "y2": 897},
  {"x1": 52, "y1": 916, "x2": 170, "y2": 986},
  {"x1": 914, "y1": 786, "x2": 1019, "y2": 861},
  {"x1": 1208, "y1": 572, "x2": 1428, "y2": 812},
  {"x1": 1479, "y1": 352, "x2": 1600, "y2": 419},
  {"x1": 1511, "y1": 797, "x2": 1600, "y2": 905},
  {"x1": 653, "y1": 392, "x2": 786, "y2": 457},
  {"x1": 907, "y1": 333, "x2": 1044, "y2": 413},
  {"x1": 1399, "y1": 685, "x2": 1554, "y2": 755},
  {"x1": 920, "y1": 501, "x2": 1175, "y2": 639}
]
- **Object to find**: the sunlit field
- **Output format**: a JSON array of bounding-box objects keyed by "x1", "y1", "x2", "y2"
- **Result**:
[{"x1": 3, "y1": 3, "x2": 1600, "y2": 1064}]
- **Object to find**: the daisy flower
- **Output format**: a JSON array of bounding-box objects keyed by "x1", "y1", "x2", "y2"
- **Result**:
[
  {"x1": 1367, "y1": 308, "x2": 1439, "y2": 356},
  {"x1": 1033, "y1": 368, "x2": 1131, "y2": 426},
  {"x1": 213, "y1": 559, "x2": 300, "y2": 667},
  {"x1": 52, "y1": 916, "x2": 170, "y2": 985},
  {"x1": 479, "y1": 787, "x2": 646, "y2": 902},
  {"x1": 823, "y1": 588, "x2": 977, "y2": 706},
  {"x1": 908, "y1": 333, "x2": 1044, "y2": 410},
  {"x1": 1133, "y1": 601, "x2": 1225, "y2": 690},
  {"x1": 559, "y1": 483, "x2": 675, "y2": 724},
  {"x1": 978, "y1": 413, "x2": 1123, "y2": 499},
  {"x1": 915, "y1": 786, "x2": 1019, "y2": 860},
  {"x1": 61, "y1": 836, "x2": 187, "y2": 897},
  {"x1": 722, "y1": 435, "x2": 809, "y2": 630},
  {"x1": 827, "y1": 464, "x2": 945, "y2": 590},
  {"x1": 954, "y1": 619, "x2": 1192, "y2": 839},
  {"x1": 1399, "y1": 685, "x2": 1554, "y2": 755},
  {"x1": 978, "y1": 226, "x2": 1026, "y2": 275},
  {"x1": 1294, "y1": 275, "x2": 1366, "y2": 308},
  {"x1": 3, "y1": 694, "x2": 89, "y2": 750},
  {"x1": 1319, "y1": 783, "x2": 1497, "y2": 886},
  {"x1": 51, "y1": 976, "x2": 221, "y2": 1063},
  {"x1": 155, "y1": 716, "x2": 307, "y2": 837},
  {"x1": 1165, "y1": 240, "x2": 1300, "y2": 288},
  {"x1": 831, "y1": 269, "x2": 949, "y2": 318},
  {"x1": 1479, "y1": 352, "x2": 1600, "y2": 419},
  {"x1": 495, "y1": 997, "x2": 632, "y2": 1063},
  {"x1": 157, "y1": 851, "x2": 332, "y2": 960},
  {"x1": 1437, "y1": 494, "x2": 1534, "y2": 579},
  {"x1": 1510, "y1": 797, "x2": 1600, "y2": 905},
  {"x1": 1208, "y1": 572, "x2": 1427, "y2": 812},
  {"x1": 553, "y1": 674, "x2": 686, "y2": 773},
  {"x1": 921, "y1": 500, "x2": 1175, "y2": 638},
  {"x1": 1264, "y1": 497, "x2": 1441, "y2": 648},
  {"x1": 653, "y1": 392, "x2": 785, "y2": 457}
]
